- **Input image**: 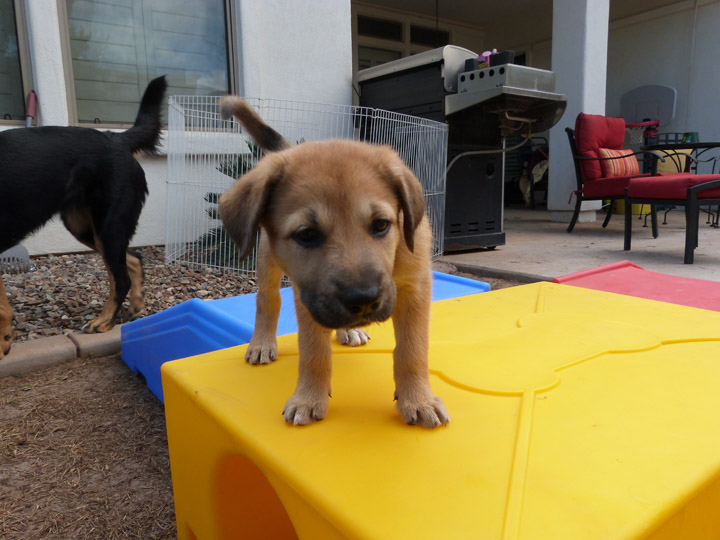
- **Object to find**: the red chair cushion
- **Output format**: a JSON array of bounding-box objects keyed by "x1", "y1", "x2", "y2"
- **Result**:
[
  {"x1": 582, "y1": 173, "x2": 650, "y2": 198},
  {"x1": 598, "y1": 148, "x2": 640, "y2": 177},
  {"x1": 627, "y1": 173, "x2": 720, "y2": 199},
  {"x1": 575, "y1": 113, "x2": 627, "y2": 181}
]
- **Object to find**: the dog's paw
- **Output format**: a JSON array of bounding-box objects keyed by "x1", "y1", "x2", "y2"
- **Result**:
[
  {"x1": 395, "y1": 391, "x2": 450, "y2": 428},
  {"x1": 1, "y1": 334, "x2": 11, "y2": 358},
  {"x1": 336, "y1": 328, "x2": 370, "y2": 347},
  {"x1": 82, "y1": 318, "x2": 114, "y2": 334},
  {"x1": 283, "y1": 391, "x2": 329, "y2": 426},
  {"x1": 245, "y1": 341, "x2": 278, "y2": 365},
  {"x1": 128, "y1": 304, "x2": 145, "y2": 319}
]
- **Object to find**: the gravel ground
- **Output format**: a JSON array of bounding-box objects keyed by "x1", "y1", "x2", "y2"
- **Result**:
[{"x1": 2, "y1": 246, "x2": 256, "y2": 344}]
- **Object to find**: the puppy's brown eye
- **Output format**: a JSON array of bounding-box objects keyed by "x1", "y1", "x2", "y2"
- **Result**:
[
  {"x1": 371, "y1": 219, "x2": 391, "y2": 237},
  {"x1": 293, "y1": 227, "x2": 325, "y2": 247}
]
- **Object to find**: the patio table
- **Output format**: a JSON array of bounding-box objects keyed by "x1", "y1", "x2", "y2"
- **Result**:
[{"x1": 641, "y1": 141, "x2": 720, "y2": 172}]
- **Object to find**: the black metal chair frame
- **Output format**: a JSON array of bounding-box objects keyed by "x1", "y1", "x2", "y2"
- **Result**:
[{"x1": 566, "y1": 127, "x2": 661, "y2": 233}]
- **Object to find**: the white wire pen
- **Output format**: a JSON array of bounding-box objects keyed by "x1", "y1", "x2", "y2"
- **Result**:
[{"x1": 166, "y1": 96, "x2": 448, "y2": 276}]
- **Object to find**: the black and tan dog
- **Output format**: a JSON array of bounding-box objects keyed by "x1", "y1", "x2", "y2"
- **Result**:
[
  {"x1": 0, "y1": 76, "x2": 167, "y2": 360},
  {"x1": 218, "y1": 97, "x2": 449, "y2": 428}
]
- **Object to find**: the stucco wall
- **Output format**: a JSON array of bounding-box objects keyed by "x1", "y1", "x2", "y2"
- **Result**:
[
  {"x1": 235, "y1": 0, "x2": 353, "y2": 104},
  {"x1": 606, "y1": 1, "x2": 720, "y2": 168}
]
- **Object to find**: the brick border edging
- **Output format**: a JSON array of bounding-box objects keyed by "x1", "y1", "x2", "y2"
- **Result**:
[{"x1": 0, "y1": 326, "x2": 122, "y2": 378}]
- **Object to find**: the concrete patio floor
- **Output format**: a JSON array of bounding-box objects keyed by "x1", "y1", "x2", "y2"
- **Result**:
[{"x1": 442, "y1": 205, "x2": 720, "y2": 283}]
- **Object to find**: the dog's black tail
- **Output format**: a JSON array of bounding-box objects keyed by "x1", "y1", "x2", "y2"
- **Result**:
[
  {"x1": 219, "y1": 96, "x2": 291, "y2": 152},
  {"x1": 116, "y1": 76, "x2": 167, "y2": 154}
]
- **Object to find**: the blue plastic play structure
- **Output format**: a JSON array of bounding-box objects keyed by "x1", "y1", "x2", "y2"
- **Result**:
[{"x1": 121, "y1": 271, "x2": 490, "y2": 401}]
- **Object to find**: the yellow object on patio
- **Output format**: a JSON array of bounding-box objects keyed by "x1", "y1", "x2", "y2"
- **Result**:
[
  {"x1": 614, "y1": 199, "x2": 651, "y2": 215},
  {"x1": 162, "y1": 283, "x2": 720, "y2": 540}
]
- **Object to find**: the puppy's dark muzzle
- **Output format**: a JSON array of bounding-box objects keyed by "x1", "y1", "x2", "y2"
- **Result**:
[
  {"x1": 341, "y1": 287, "x2": 381, "y2": 318},
  {"x1": 300, "y1": 284, "x2": 394, "y2": 329}
]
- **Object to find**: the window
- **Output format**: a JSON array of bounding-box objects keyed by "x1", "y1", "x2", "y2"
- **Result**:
[
  {"x1": 0, "y1": 0, "x2": 25, "y2": 121},
  {"x1": 65, "y1": 0, "x2": 231, "y2": 124},
  {"x1": 353, "y1": 11, "x2": 462, "y2": 72},
  {"x1": 357, "y1": 15, "x2": 403, "y2": 42},
  {"x1": 410, "y1": 25, "x2": 449, "y2": 48}
]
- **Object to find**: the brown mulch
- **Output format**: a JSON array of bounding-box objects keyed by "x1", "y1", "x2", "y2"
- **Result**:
[
  {"x1": 0, "y1": 248, "x2": 528, "y2": 538},
  {"x1": 0, "y1": 354, "x2": 173, "y2": 539}
]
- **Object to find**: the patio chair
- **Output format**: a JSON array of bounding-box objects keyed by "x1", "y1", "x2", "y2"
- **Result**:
[{"x1": 566, "y1": 113, "x2": 653, "y2": 233}]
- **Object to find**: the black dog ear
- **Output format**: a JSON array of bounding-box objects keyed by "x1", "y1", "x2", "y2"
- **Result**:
[
  {"x1": 219, "y1": 153, "x2": 286, "y2": 260},
  {"x1": 377, "y1": 148, "x2": 427, "y2": 252}
]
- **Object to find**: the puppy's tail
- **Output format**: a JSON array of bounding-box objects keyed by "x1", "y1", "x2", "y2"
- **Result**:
[
  {"x1": 219, "y1": 96, "x2": 291, "y2": 152},
  {"x1": 116, "y1": 76, "x2": 167, "y2": 154}
]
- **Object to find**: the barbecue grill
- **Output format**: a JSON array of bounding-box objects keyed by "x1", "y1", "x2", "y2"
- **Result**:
[{"x1": 358, "y1": 46, "x2": 567, "y2": 251}]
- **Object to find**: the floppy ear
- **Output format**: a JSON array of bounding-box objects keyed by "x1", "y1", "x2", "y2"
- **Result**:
[
  {"x1": 219, "y1": 153, "x2": 285, "y2": 261},
  {"x1": 378, "y1": 148, "x2": 427, "y2": 252}
]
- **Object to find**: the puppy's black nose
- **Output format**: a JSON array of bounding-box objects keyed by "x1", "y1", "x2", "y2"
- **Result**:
[{"x1": 341, "y1": 287, "x2": 381, "y2": 317}]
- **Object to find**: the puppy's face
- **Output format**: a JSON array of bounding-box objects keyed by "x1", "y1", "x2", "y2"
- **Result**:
[{"x1": 219, "y1": 140, "x2": 427, "y2": 329}]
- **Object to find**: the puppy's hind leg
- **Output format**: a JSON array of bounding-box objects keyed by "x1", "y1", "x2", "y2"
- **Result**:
[
  {"x1": 246, "y1": 234, "x2": 283, "y2": 364},
  {"x1": 0, "y1": 276, "x2": 13, "y2": 358}
]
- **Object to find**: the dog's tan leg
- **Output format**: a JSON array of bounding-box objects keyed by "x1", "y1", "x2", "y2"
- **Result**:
[
  {"x1": 0, "y1": 276, "x2": 12, "y2": 358},
  {"x1": 246, "y1": 234, "x2": 283, "y2": 364},
  {"x1": 62, "y1": 210, "x2": 124, "y2": 333},
  {"x1": 392, "y1": 272, "x2": 450, "y2": 428},
  {"x1": 126, "y1": 251, "x2": 144, "y2": 317},
  {"x1": 84, "y1": 258, "x2": 119, "y2": 333},
  {"x1": 84, "y1": 251, "x2": 142, "y2": 332},
  {"x1": 283, "y1": 289, "x2": 333, "y2": 425},
  {"x1": 336, "y1": 328, "x2": 370, "y2": 346}
]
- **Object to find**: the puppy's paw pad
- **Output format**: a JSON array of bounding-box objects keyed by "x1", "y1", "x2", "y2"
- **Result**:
[
  {"x1": 397, "y1": 394, "x2": 450, "y2": 428},
  {"x1": 283, "y1": 394, "x2": 328, "y2": 426},
  {"x1": 245, "y1": 343, "x2": 277, "y2": 365},
  {"x1": 337, "y1": 328, "x2": 370, "y2": 347}
]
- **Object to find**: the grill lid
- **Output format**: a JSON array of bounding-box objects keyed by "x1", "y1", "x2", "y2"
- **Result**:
[{"x1": 356, "y1": 45, "x2": 477, "y2": 94}]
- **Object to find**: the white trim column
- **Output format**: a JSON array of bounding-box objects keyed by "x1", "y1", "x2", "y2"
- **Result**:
[
  {"x1": 234, "y1": 0, "x2": 352, "y2": 105},
  {"x1": 548, "y1": 0, "x2": 610, "y2": 223},
  {"x1": 24, "y1": 0, "x2": 70, "y2": 126}
]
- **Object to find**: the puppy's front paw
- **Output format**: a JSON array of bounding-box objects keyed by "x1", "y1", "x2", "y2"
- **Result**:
[
  {"x1": 245, "y1": 340, "x2": 277, "y2": 365},
  {"x1": 395, "y1": 391, "x2": 450, "y2": 428},
  {"x1": 283, "y1": 391, "x2": 329, "y2": 426},
  {"x1": 336, "y1": 328, "x2": 370, "y2": 347}
]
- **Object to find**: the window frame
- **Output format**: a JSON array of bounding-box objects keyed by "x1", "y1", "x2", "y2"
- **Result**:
[
  {"x1": 352, "y1": 8, "x2": 456, "y2": 72},
  {"x1": 57, "y1": 0, "x2": 237, "y2": 128},
  {"x1": 0, "y1": 0, "x2": 34, "y2": 126}
]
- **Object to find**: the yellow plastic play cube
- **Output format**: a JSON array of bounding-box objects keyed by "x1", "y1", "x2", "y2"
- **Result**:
[{"x1": 162, "y1": 283, "x2": 720, "y2": 540}]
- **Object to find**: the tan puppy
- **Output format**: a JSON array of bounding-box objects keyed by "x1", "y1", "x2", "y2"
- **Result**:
[{"x1": 218, "y1": 97, "x2": 449, "y2": 428}]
